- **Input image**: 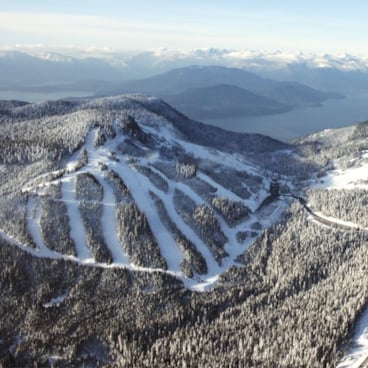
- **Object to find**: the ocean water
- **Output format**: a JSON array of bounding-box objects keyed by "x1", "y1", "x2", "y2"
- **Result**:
[{"x1": 203, "y1": 94, "x2": 368, "y2": 142}]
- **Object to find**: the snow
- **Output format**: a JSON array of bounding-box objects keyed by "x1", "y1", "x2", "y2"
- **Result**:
[
  {"x1": 0, "y1": 228, "x2": 53, "y2": 259},
  {"x1": 258, "y1": 199, "x2": 289, "y2": 228},
  {"x1": 174, "y1": 175, "x2": 261, "y2": 286},
  {"x1": 197, "y1": 172, "x2": 243, "y2": 202},
  {"x1": 142, "y1": 159, "x2": 265, "y2": 290},
  {"x1": 303, "y1": 125, "x2": 355, "y2": 147},
  {"x1": 153, "y1": 180, "x2": 223, "y2": 286},
  {"x1": 43, "y1": 293, "x2": 68, "y2": 308},
  {"x1": 61, "y1": 176, "x2": 93, "y2": 262},
  {"x1": 0, "y1": 119, "x2": 286, "y2": 291},
  {"x1": 109, "y1": 157, "x2": 185, "y2": 275},
  {"x1": 337, "y1": 307, "x2": 368, "y2": 368},
  {"x1": 310, "y1": 149, "x2": 368, "y2": 366},
  {"x1": 153, "y1": 187, "x2": 219, "y2": 275},
  {"x1": 137, "y1": 121, "x2": 269, "y2": 287},
  {"x1": 197, "y1": 171, "x2": 263, "y2": 213},
  {"x1": 93, "y1": 175, "x2": 130, "y2": 264},
  {"x1": 107, "y1": 127, "x2": 267, "y2": 289},
  {"x1": 26, "y1": 196, "x2": 60, "y2": 258},
  {"x1": 317, "y1": 164, "x2": 368, "y2": 190},
  {"x1": 176, "y1": 136, "x2": 261, "y2": 176},
  {"x1": 313, "y1": 210, "x2": 363, "y2": 229},
  {"x1": 313, "y1": 149, "x2": 368, "y2": 191},
  {"x1": 22, "y1": 169, "x2": 65, "y2": 194},
  {"x1": 80, "y1": 130, "x2": 131, "y2": 264}
]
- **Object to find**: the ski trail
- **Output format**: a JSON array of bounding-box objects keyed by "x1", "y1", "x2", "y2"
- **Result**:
[
  {"x1": 150, "y1": 166, "x2": 247, "y2": 272},
  {"x1": 111, "y1": 158, "x2": 184, "y2": 274},
  {"x1": 197, "y1": 172, "x2": 245, "y2": 202},
  {"x1": 93, "y1": 174, "x2": 130, "y2": 264},
  {"x1": 151, "y1": 187, "x2": 221, "y2": 276},
  {"x1": 147, "y1": 162, "x2": 258, "y2": 266},
  {"x1": 197, "y1": 171, "x2": 262, "y2": 213},
  {"x1": 176, "y1": 181, "x2": 259, "y2": 265},
  {"x1": 142, "y1": 162, "x2": 223, "y2": 277},
  {"x1": 144, "y1": 166, "x2": 220, "y2": 275},
  {"x1": 5, "y1": 125, "x2": 272, "y2": 291},
  {"x1": 82, "y1": 128, "x2": 131, "y2": 264},
  {"x1": 173, "y1": 136, "x2": 261, "y2": 175},
  {"x1": 0, "y1": 226, "x2": 185, "y2": 282},
  {"x1": 26, "y1": 196, "x2": 59, "y2": 258},
  {"x1": 61, "y1": 176, "x2": 93, "y2": 261}
]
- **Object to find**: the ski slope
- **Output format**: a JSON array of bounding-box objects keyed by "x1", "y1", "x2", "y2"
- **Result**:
[{"x1": 0, "y1": 121, "x2": 285, "y2": 291}]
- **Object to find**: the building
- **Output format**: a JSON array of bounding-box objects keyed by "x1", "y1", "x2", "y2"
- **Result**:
[{"x1": 269, "y1": 179, "x2": 280, "y2": 197}]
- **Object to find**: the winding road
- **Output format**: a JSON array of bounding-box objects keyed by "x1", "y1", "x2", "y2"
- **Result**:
[{"x1": 281, "y1": 193, "x2": 365, "y2": 233}]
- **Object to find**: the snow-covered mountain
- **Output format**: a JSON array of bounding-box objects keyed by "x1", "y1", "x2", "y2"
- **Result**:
[
  {"x1": 2, "y1": 94, "x2": 368, "y2": 366},
  {"x1": 0, "y1": 94, "x2": 292, "y2": 290},
  {"x1": 0, "y1": 50, "x2": 124, "y2": 88}
]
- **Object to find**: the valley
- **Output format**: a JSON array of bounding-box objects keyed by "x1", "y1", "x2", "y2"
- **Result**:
[{"x1": 203, "y1": 92, "x2": 368, "y2": 142}]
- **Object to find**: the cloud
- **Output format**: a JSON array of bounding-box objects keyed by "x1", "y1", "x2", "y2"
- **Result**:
[
  {"x1": 0, "y1": 11, "x2": 234, "y2": 50},
  {"x1": 0, "y1": 12, "x2": 137, "y2": 44},
  {"x1": 1, "y1": 9, "x2": 367, "y2": 56}
]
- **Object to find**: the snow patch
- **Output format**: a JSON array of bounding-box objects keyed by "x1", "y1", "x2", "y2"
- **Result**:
[
  {"x1": 338, "y1": 307, "x2": 368, "y2": 367},
  {"x1": 313, "y1": 161, "x2": 368, "y2": 190},
  {"x1": 43, "y1": 293, "x2": 67, "y2": 308}
]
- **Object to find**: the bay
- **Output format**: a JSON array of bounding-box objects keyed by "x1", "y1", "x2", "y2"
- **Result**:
[{"x1": 202, "y1": 94, "x2": 368, "y2": 142}]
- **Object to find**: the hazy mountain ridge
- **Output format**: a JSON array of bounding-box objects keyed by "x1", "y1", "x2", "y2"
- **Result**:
[
  {"x1": 104, "y1": 66, "x2": 342, "y2": 119},
  {"x1": 0, "y1": 50, "x2": 123, "y2": 93},
  {"x1": 1, "y1": 48, "x2": 367, "y2": 96},
  {"x1": 162, "y1": 84, "x2": 289, "y2": 119},
  {"x1": 1, "y1": 95, "x2": 368, "y2": 366}
]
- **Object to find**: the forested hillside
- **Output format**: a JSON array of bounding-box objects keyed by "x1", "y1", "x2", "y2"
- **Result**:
[{"x1": 1, "y1": 94, "x2": 368, "y2": 367}]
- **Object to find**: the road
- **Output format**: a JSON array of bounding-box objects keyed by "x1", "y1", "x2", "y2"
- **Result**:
[{"x1": 281, "y1": 194, "x2": 365, "y2": 233}]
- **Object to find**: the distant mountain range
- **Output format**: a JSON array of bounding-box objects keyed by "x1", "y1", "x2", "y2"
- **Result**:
[
  {"x1": 2, "y1": 49, "x2": 367, "y2": 122},
  {"x1": 0, "y1": 50, "x2": 124, "y2": 90},
  {"x1": 164, "y1": 84, "x2": 289, "y2": 119},
  {"x1": 1, "y1": 48, "x2": 368, "y2": 94},
  {"x1": 101, "y1": 65, "x2": 343, "y2": 119}
]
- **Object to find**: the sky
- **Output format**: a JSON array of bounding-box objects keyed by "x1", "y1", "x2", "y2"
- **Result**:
[{"x1": 0, "y1": 0, "x2": 367, "y2": 55}]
